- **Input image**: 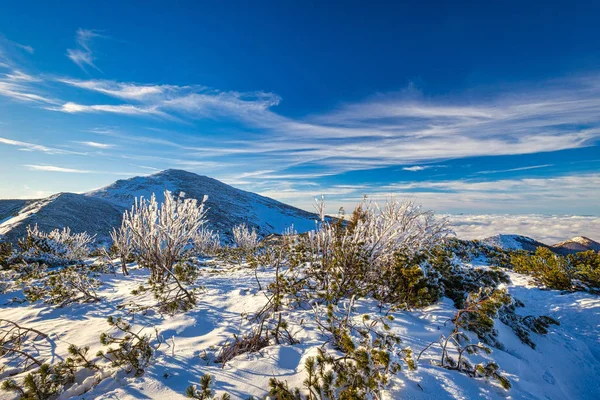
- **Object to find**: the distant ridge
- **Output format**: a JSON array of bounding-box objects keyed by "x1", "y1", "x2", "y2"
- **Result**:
[
  {"x1": 552, "y1": 236, "x2": 600, "y2": 255},
  {"x1": 483, "y1": 233, "x2": 600, "y2": 254}
]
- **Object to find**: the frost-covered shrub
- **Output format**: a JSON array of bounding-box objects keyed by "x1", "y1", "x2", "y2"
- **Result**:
[
  {"x1": 232, "y1": 223, "x2": 259, "y2": 251},
  {"x1": 193, "y1": 227, "x2": 221, "y2": 256},
  {"x1": 110, "y1": 224, "x2": 131, "y2": 276},
  {"x1": 285, "y1": 197, "x2": 450, "y2": 306},
  {"x1": 309, "y1": 197, "x2": 450, "y2": 270},
  {"x1": 120, "y1": 190, "x2": 208, "y2": 283},
  {"x1": 18, "y1": 225, "x2": 95, "y2": 266}
]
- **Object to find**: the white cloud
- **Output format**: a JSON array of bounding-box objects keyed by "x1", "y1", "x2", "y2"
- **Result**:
[
  {"x1": 4, "y1": 70, "x2": 40, "y2": 82},
  {"x1": 24, "y1": 164, "x2": 92, "y2": 173},
  {"x1": 0, "y1": 81, "x2": 56, "y2": 104},
  {"x1": 74, "y1": 141, "x2": 115, "y2": 149},
  {"x1": 58, "y1": 78, "x2": 174, "y2": 100},
  {"x1": 54, "y1": 102, "x2": 165, "y2": 117},
  {"x1": 66, "y1": 29, "x2": 104, "y2": 72},
  {"x1": 45, "y1": 73, "x2": 600, "y2": 177},
  {"x1": 446, "y1": 214, "x2": 600, "y2": 244},
  {"x1": 403, "y1": 165, "x2": 432, "y2": 172},
  {"x1": 0, "y1": 137, "x2": 85, "y2": 155}
]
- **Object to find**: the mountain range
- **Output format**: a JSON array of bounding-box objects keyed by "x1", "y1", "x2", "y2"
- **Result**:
[
  {"x1": 0, "y1": 169, "x2": 598, "y2": 253},
  {"x1": 483, "y1": 234, "x2": 600, "y2": 254}
]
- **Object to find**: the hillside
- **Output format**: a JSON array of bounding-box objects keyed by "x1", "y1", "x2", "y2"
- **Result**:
[
  {"x1": 85, "y1": 169, "x2": 318, "y2": 237},
  {"x1": 0, "y1": 170, "x2": 319, "y2": 244},
  {"x1": 552, "y1": 236, "x2": 600, "y2": 255},
  {"x1": 482, "y1": 234, "x2": 551, "y2": 252},
  {"x1": 0, "y1": 193, "x2": 123, "y2": 245}
]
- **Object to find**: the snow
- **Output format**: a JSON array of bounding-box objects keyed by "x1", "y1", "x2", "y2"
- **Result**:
[
  {"x1": 1, "y1": 257, "x2": 598, "y2": 399},
  {"x1": 483, "y1": 235, "x2": 529, "y2": 251}
]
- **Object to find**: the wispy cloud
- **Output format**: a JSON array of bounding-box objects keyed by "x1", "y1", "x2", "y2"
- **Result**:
[
  {"x1": 74, "y1": 141, "x2": 115, "y2": 149},
  {"x1": 58, "y1": 78, "x2": 175, "y2": 100},
  {"x1": 0, "y1": 137, "x2": 85, "y2": 155},
  {"x1": 476, "y1": 164, "x2": 554, "y2": 175},
  {"x1": 66, "y1": 29, "x2": 104, "y2": 72},
  {"x1": 51, "y1": 74, "x2": 600, "y2": 176},
  {"x1": 0, "y1": 79, "x2": 58, "y2": 104},
  {"x1": 402, "y1": 165, "x2": 446, "y2": 172},
  {"x1": 53, "y1": 102, "x2": 165, "y2": 116},
  {"x1": 24, "y1": 164, "x2": 92, "y2": 173}
]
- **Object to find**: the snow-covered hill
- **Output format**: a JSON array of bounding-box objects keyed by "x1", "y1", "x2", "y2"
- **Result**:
[
  {"x1": 482, "y1": 234, "x2": 550, "y2": 252},
  {"x1": 85, "y1": 169, "x2": 318, "y2": 237},
  {"x1": 552, "y1": 236, "x2": 600, "y2": 254},
  {"x1": 0, "y1": 170, "x2": 319, "y2": 244}
]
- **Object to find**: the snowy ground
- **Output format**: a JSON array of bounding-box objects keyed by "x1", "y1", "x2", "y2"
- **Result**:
[{"x1": 1, "y1": 259, "x2": 599, "y2": 400}]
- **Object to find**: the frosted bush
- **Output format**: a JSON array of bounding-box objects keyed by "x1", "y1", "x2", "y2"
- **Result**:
[
  {"x1": 121, "y1": 189, "x2": 208, "y2": 283},
  {"x1": 193, "y1": 227, "x2": 221, "y2": 256},
  {"x1": 232, "y1": 223, "x2": 259, "y2": 251},
  {"x1": 309, "y1": 196, "x2": 451, "y2": 270},
  {"x1": 19, "y1": 225, "x2": 95, "y2": 265}
]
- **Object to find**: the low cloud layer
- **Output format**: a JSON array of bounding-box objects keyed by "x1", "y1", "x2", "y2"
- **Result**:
[{"x1": 446, "y1": 214, "x2": 600, "y2": 244}]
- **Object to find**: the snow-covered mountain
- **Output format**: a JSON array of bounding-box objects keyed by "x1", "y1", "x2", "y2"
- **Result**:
[
  {"x1": 0, "y1": 169, "x2": 319, "y2": 244},
  {"x1": 482, "y1": 234, "x2": 550, "y2": 252},
  {"x1": 552, "y1": 236, "x2": 600, "y2": 255}
]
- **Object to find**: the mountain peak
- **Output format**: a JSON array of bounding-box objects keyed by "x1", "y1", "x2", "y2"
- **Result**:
[{"x1": 552, "y1": 236, "x2": 600, "y2": 254}]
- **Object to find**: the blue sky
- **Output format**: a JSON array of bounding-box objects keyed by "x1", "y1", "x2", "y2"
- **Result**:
[{"x1": 0, "y1": 0, "x2": 599, "y2": 215}]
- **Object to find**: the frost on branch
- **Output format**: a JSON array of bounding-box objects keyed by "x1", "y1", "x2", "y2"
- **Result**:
[
  {"x1": 121, "y1": 190, "x2": 208, "y2": 283},
  {"x1": 232, "y1": 223, "x2": 259, "y2": 252},
  {"x1": 18, "y1": 225, "x2": 95, "y2": 266},
  {"x1": 110, "y1": 223, "x2": 132, "y2": 276},
  {"x1": 119, "y1": 190, "x2": 209, "y2": 311},
  {"x1": 303, "y1": 196, "x2": 451, "y2": 303},
  {"x1": 193, "y1": 227, "x2": 221, "y2": 257}
]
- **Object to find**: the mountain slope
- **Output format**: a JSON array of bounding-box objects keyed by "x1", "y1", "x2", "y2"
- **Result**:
[
  {"x1": 552, "y1": 236, "x2": 600, "y2": 255},
  {"x1": 482, "y1": 234, "x2": 551, "y2": 252},
  {"x1": 0, "y1": 199, "x2": 31, "y2": 224},
  {"x1": 0, "y1": 193, "x2": 123, "y2": 244},
  {"x1": 85, "y1": 169, "x2": 318, "y2": 237}
]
